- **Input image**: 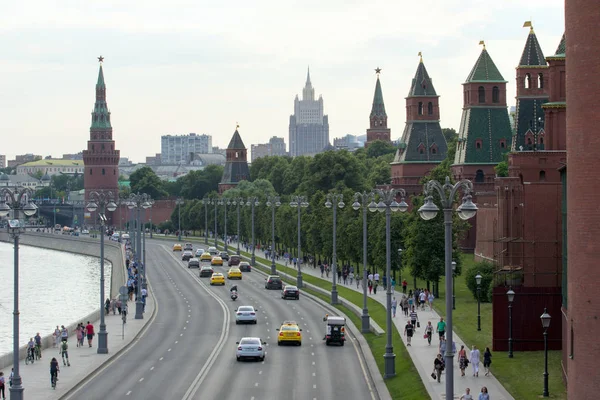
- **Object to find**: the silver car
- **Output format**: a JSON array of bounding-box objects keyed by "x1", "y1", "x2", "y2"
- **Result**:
[
  {"x1": 195, "y1": 248, "x2": 206, "y2": 257},
  {"x1": 236, "y1": 337, "x2": 266, "y2": 361},
  {"x1": 235, "y1": 306, "x2": 257, "y2": 324}
]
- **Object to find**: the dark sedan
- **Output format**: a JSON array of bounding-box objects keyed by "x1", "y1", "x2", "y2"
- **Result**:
[
  {"x1": 199, "y1": 266, "x2": 214, "y2": 277},
  {"x1": 239, "y1": 261, "x2": 252, "y2": 272},
  {"x1": 281, "y1": 285, "x2": 300, "y2": 300},
  {"x1": 219, "y1": 251, "x2": 230, "y2": 261}
]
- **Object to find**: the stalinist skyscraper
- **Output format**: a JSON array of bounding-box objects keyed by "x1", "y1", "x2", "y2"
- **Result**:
[{"x1": 289, "y1": 68, "x2": 329, "y2": 157}]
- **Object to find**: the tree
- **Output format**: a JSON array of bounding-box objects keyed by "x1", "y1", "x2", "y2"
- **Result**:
[
  {"x1": 129, "y1": 167, "x2": 168, "y2": 199},
  {"x1": 465, "y1": 261, "x2": 495, "y2": 302},
  {"x1": 366, "y1": 140, "x2": 397, "y2": 158},
  {"x1": 442, "y1": 128, "x2": 457, "y2": 143},
  {"x1": 495, "y1": 152, "x2": 509, "y2": 177}
]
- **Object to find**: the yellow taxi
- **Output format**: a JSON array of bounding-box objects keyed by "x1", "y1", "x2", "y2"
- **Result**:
[
  {"x1": 211, "y1": 256, "x2": 224, "y2": 266},
  {"x1": 227, "y1": 267, "x2": 242, "y2": 280},
  {"x1": 200, "y1": 252, "x2": 212, "y2": 262},
  {"x1": 276, "y1": 321, "x2": 302, "y2": 346},
  {"x1": 210, "y1": 273, "x2": 225, "y2": 286},
  {"x1": 173, "y1": 243, "x2": 183, "y2": 251}
]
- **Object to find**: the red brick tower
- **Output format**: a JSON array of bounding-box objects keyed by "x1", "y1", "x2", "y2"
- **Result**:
[
  {"x1": 543, "y1": 34, "x2": 566, "y2": 150},
  {"x1": 219, "y1": 126, "x2": 250, "y2": 194},
  {"x1": 565, "y1": 0, "x2": 600, "y2": 396},
  {"x1": 365, "y1": 68, "x2": 391, "y2": 146},
  {"x1": 82, "y1": 57, "x2": 120, "y2": 200}
]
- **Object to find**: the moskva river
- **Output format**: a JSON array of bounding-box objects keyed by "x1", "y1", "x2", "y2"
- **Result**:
[{"x1": 0, "y1": 241, "x2": 111, "y2": 356}]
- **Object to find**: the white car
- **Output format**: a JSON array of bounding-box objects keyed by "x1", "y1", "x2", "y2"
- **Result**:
[
  {"x1": 195, "y1": 248, "x2": 206, "y2": 257},
  {"x1": 208, "y1": 246, "x2": 218, "y2": 255},
  {"x1": 81, "y1": 229, "x2": 90, "y2": 235},
  {"x1": 236, "y1": 337, "x2": 266, "y2": 362},
  {"x1": 235, "y1": 306, "x2": 257, "y2": 324}
]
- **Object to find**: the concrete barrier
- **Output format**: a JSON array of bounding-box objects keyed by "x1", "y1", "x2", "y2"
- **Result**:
[{"x1": 0, "y1": 231, "x2": 126, "y2": 369}]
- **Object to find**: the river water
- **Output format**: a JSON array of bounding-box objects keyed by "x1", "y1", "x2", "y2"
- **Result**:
[{"x1": 0, "y1": 242, "x2": 111, "y2": 356}]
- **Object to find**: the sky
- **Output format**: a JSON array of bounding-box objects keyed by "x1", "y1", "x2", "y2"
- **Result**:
[{"x1": 0, "y1": 0, "x2": 564, "y2": 163}]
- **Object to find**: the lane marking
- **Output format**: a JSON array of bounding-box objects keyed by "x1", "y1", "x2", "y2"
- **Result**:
[
  {"x1": 313, "y1": 384, "x2": 317, "y2": 389},
  {"x1": 255, "y1": 383, "x2": 259, "y2": 387},
  {"x1": 168, "y1": 348, "x2": 172, "y2": 352},
  {"x1": 160, "y1": 357, "x2": 163, "y2": 361},
  {"x1": 139, "y1": 378, "x2": 144, "y2": 382},
  {"x1": 126, "y1": 391, "x2": 131, "y2": 396},
  {"x1": 150, "y1": 366, "x2": 154, "y2": 371}
]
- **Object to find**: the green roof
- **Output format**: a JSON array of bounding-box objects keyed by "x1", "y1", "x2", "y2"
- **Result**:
[
  {"x1": 97, "y1": 65, "x2": 105, "y2": 87},
  {"x1": 519, "y1": 29, "x2": 547, "y2": 66},
  {"x1": 91, "y1": 64, "x2": 112, "y2": 130},
  {"x1": 513, "y1": 97, "x2": 548, "y2": 150},
  {"x1": 19, "y1": 159, "x2": 84, "y2": 167},
  {"x1": 227, "y1": 129, "x2": 246, "y2": 149},
  {"x1": 553, "y1": 33, "x2": 566, "y2": 57},
  {"x1": 396, "y1": 121, "x2": 447, "y2": 163},
  {"x1": 408, "y1": 60, "x2": 438, "y2": 97},
  {"x1": 370, "y1": 77, "x2": 387, "y2": 118},
  {"x1": 465, "y1": 49, "x2": 507, "y2": 82}
]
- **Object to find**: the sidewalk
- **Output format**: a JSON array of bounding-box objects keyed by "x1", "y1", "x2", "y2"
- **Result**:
[
  {"x1": 0, "y1": 294, "x2": 155, "y2": 399},
  {"x1": 225, "y1": 238, "x2": 514, "y2": 400}
]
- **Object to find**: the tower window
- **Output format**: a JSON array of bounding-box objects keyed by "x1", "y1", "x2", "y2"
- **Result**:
[
  {"x1": 428, "y1": 102, "x2": 433, "y2": 115},
  {"x1": 475, "y1": 139, "x2": 483, "y2": 149},
  {"x1": 102, "y1": 168, "x2": 105, "y2": 175},
  {"x1": 525, "y1": 73, "x2": 531, "y2": 89},
  {"x1": 235, "y1": 152, "x2": 239, "y2": 158},
  {"x1": 539, "y1": 170, "x2": 546, "y2": 182},
  {"x1": 500, "y1": 139, "x2": 506, "y2": 149},
  {"x1": 90, "y1": 169, "x2": 93, "y2": 175},
  {"x1": 492, "y1": 86, "x2": 500, "y2": 103},
  {"x1": 538, "y1": 73, "x2": 544, "y2": 89},
  {"x1": 418, "y1": 102, "x2": 423, "y2": 115},
  {"x1": 475, "y1": 169, "x2": 485, "y2": 183},
  {"x1": 478, "y1": 86, "x2": 485, "y2": 103}
]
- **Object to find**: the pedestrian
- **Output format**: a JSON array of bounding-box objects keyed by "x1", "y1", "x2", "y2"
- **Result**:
[
  {"x1": 356, "y1": 275, "x2": 361, "y2": 289},
  {"x1": 425, "y1": 321, "x2": 433, "y2": 345},
  {"x1": 0, "y1": 371, "x2": 5, "y2": 400},
  {"x1": 373, "y1": 281, "x2": 378, "y2": 294},
  {"x1": 419, "y1": 290, "x2": 427, "y2": 310},
  {"x1": 410, "y1": 306, "x2": 419, "y2": 329},
  {"x1": 470, "y1": 345, "x2": 481, "y2": 377},
  {"x1": 391, "y1": 277, "x2": 396, "y2": 293},
  {"x1": 368, "y1": 280, "x2": 373, "y2": 294},
  {"x1": 478, "y1": 387, "x2": 490, "y2": 400},
  {"x1": 437, "y1": 317, "x2": 446, "y2": 340},
  {"x1": 349, "y1": 271, "x2": 354, "y2": 285},
  {"x1": 320, "y1": 263, "x2": 324, "y2": 277},
  {"x1": 483, "y1": 347, "x2": 492, "y2": 376},
  {"x1": 116, "y1": 299, "x2": 122, "y2": 315},
  {"x1": 61, "y1": 340, "x2": 70, "y2": 366},
  {"x1": 85, "y1": 321, "x2": 95, "y2": 347},
  {"x1": 60, "y1": 325, "x2": 68, "y2": 343},
  {"x1": 53, "y1": 326, "x2": 61, "y2": 348},
  {"x1": 402, "y1": 296, "x2": 409, "y2": 317},
  {"x1": 402, "y1": 279, "x2": 407, "y2": 294},
  {"x1": 374, "y1": 272, "x2": 380, "y2": 285},
  {"x1": 105, "y1": 298, "x2": 111, "y2": 315},
  {"x1": 428, "y1": 292, "x2": 435, "y2": 311},
  {"x1": 404, "y1": 319, "x2": 414, "y2": 346},
  {"x1": 458, "y1": 344, "x2": 469, "y2": 376},
  {"x1": 459, "y1": 387, "x2": 474, "y2": 400},
  {"x1": 439, "y1": 338, "x2": 447, "y2": 357},
  {"x1": 433, "y1": 353, "x2": 444, "y2": 383},
  {"x1": 391, "y1": 297, "x2": 397, "y2": 317}
]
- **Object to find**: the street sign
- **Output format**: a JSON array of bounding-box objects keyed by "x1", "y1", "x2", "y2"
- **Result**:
[
  {"x1": 119, "y1": 286, "x2": 128, "y2": 296},
  {"x1": 119, "y1": 294, "x2": 129, "y2": 304}
]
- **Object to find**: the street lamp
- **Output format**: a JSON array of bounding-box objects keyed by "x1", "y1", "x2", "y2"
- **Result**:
[
  {"x1": 211, "y1": 198, "x2": 218, "y2": 248},
  {"x1": 266, "y1": 195, "x2": 281, "y2": 275},
  {"x1": 176, "y1": 198, "x2": 184, "y2": 241},
  {"x1": 398, "y1": 248, "x2": 403, "y2": 291},
  {"x1": 418, "y1": 176, "x2": 478, "y2": 397},
  {"x1": 141, "y1": 199, "x2": 153, "y2": 290},
  {"x1": 218, "y1": 198, "x2": 231, "y2": 252},
  {"x1": 475, "y1": 273, "x2": 482, "y2": 330},
  {"x1": 128, "y1": 193, "x2": 151, "y2": 320},
  {"x1": 202, "y1": 198, "x2": 210, "y2": 245},
  {"x1": 541, "y1": 308, "x2": 551, "y2": 397},
  {"x1": 352, "y1": 191, "x2": 375, "y2": 333},
  {"x1": 290, "y1": 195, "x2": 309, "y2": 288},
  {"x1": 370, "y1": 188, "x2": 409, "y2": 379},
  {"x1": 452, "y1": 261, "x2": 457, "y2": 310},
  {"x1": 325, "y1": 193, "x2": 345, "y2": 305},
  {"x1": 232, "y1": 197, "x2": 244, "y2": 255},
  {"x1": 86, "y1": 190, "x2": 118, "y2": 354},
  {"x1": 507, "y1": 288, "x2": 515, "y2": 358},
  {"x1": 0, "y1": 187, "x2": 37, "y2": 400},
  {"x1": 246, "y1": 197, "x2": 259, "y2": 266}
]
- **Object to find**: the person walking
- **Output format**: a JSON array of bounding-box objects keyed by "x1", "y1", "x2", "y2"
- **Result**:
[
  {"x1": 439, "y1": 338, "x2": 447, "y2": 358},
  {"x1": 459, "y1": 388, "x2": 474, "y2": 400},
  {"x1": 349, "y1": 271, "x2": 354, "y2": 285},
  {"x1": 373, "y1": 281, "x2": 378, "y2": 295},
  {"x1": 60, "y1": 340, "x2": 70, "y2": 366},
  {"x1": 60, "y1": 325, "x2": 68, "y2": 343},
  {"x1": 76, "y1": 324, "x2": 83, "y2": 347},
  {"x1": 0, "y1": 371, "x2": 5, "y2": 399},
  {"x1": 85, "y1": 321, "x2": 95, "y2": 347},
  {"x1": 402, "y1": 296, "x2": 409, "y2": 317},
  {"x1": 368, "y1": 280, "x2": 373, "y2": 294},
  {"x1": 483, "y1": 347, "x2": 492, "y2": 376},
  {"x1": 437, "y1": 317, "x2": 446, "y2": 340},
  {"x1": 404, "y1": 319, "x2": 414, "y2": 346},
  {"x1": 53, "y1": 326, "x2": 61, "y2": 349},
  {"x1": 409, "y1": 306, "x2": 419, "y2": 329},
  {"x1": 428, "y1": 291, "x2": 435, "y2": 311},
  {"x1": 478, "y1": 387, "x2": 490, "y2": 400},
  {"x1": 458, "y1": 344, "x2": 469, "y2": 376},
  {"x1": 391, "y1": 297, "x2": 397, "y2": 317},
  {"x1": 402, "y1": 279, "x2": 407, "y2": 294},
  {"x1": 433, "y1": 353, "x2": 444, "y2": 383},
  {"x1": 470, "y1": 345, "x2": 481, "y2": 377},
  {"x1": 425, "y1": 321, "x2": 433, "y2": 345}
]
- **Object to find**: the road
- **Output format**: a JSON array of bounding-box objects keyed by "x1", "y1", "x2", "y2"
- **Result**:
[{"x1": 67, "y1": 240, "x2": 375, "y2": 400}]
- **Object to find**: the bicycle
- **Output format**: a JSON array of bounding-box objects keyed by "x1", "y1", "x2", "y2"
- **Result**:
[
  {"x1": 25, "y1": 349, "x2": 35, "y2": 365},
  {"x1": 51, "y1": 371, "x2": 58, "y2": 389}
]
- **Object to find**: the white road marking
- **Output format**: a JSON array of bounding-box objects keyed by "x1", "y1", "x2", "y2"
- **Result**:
[
  {"x1": 312, "y1": 372, "x2": 316, "y2": 377},
  {"x1": 180, "y1": 333, "x2": 183, "y2": 337},
  {"x1": 150, "y1": 366, "x2": 154, "y2": 371},
  {"x1": 139, "y1": 378, "x2": 144, "y2": 382},
  {"x1": 126, "y1": 391, "x2": 132, "y2": 396},
  {"x1": 255, "y1": 383, "x2": 259, "y2": 387},
  {"x1": 175, "y1": 341, "x2": 179, "y2": 344},
  {"x1": 168, "y1": 348, "x2": 172, "y2": 352},
  {"x1": 159, "y1": 357, "x2": 164, "y2": 361},
  {"x1": 259, "y1": 371, "x2": 262, "y2": 375},
  {"x1": 313, "y1": 384, "x2": 317, "y2": 389}
]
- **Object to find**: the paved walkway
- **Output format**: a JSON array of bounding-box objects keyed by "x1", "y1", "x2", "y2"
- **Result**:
[
  {"x1": 0, "y1": 294, "x2": 155, "y2": 399},
  {"x1": 222, "y1": 239, "x2": 515, "y2": 400}
]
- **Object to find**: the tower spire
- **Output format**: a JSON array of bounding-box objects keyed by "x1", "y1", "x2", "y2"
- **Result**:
[
  {"x1": 519, "y1": 22, "x2": 547, "y2": 66},
  {"x1": 370, "y1": 68, "x2": 386, "y2": 118},
  {"x1": 306, "y1": 66, "x2": 311, "y2": 86}
]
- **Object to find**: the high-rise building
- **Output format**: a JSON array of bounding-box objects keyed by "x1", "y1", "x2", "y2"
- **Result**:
[
  {"x1": 160, "y1": 133, "x2": 212, "y2": 165},
  {"x1": 82, "y1": 57, "x2": 120, "y2": 199},
  {"x1": 365, "y1": 68, "x2": 391, "y2": 146},
  {"x1": 7, "y1": 154, "x2": 42, "y2": 168},
  {"x1": 333, "y1": 134, "x2": 361, "y2": 151},
  {"x1": 0, "y1": 155, "x2": 5, "y2": 168},
  {"x1": 219, "y1": 127, "x2": 250, "y2": 194},
  {"x1": 250, "y1": 137, "x2": 287, "y2": 162},
  {"x1": 289, "y1": 68, "x2": 329, "y2": 157}
]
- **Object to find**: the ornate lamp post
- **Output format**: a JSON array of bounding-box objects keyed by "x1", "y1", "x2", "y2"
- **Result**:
[
  {"x1": 266, "y1": 196, "x2": 281, "y2": 275},
  {"x1": 86, "y1": 190, "x2": 118, "y2": 354},
  {"x1": 325, "y1": 193, "x2": 344, "y2": 305},
  {"x1": 246, "y1": 197, "x2": 259, "y2": 266},
  {"x1": 141, "y1": 199, "x2": 153, "y2": 290},
  {"x1": 475, "y1": 273, "x2": 482, "y2": 330},
  {"x1": 0, "y1": 188, "x2": 37, "y2": 400},
  {"x1": 452, "y1": 261, "x2": 457, "y2": 310},
  {"x1": 370, "y1": 188, "x2": 409, "y2": 379},
  {"x1": 232, "y1": 197, "x2": 244, "y2": 255},
  {"x1": 507, "y1": 288, "x2": 515, "y2": 358},
  {"x1": 398, "y1": 248, "x2": 403, "y2": 289},
  {"x1": 541, "y1": 308, "x2": 551, "y2": 397},
  {"x1": 290, "y1": 195, "x2": 309, "y2": 288},
  {"x1": 211, "y1": 198, "x2": 218, "y2": 248},
  {"x1": 128, "y1": 193, "x2": 151, "y2": 320},
  {"x1": 418, "y1": 176, "x2": 478, "y2": 398},
  {"x1": 175, "y1": 198, "x2": 184, "y2": 241},
  {"x1": 218, "y1": 198, "x2": 231, "y2": 252},
  {"x1": 352, "y1": 191, "x2": 375, "y2": 333},
  {"x1": 202, "y1": 198, "x2": 210, "y2": 245}
]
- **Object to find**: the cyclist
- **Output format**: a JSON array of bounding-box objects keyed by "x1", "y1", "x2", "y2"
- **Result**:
[
  {"x1": 50, "y1": 357, "x2": 59, "y2": 388},
  {"x1": 34, "y1": 332, "x2": 42, "y2": 359},
  {"x1": 60, "y1": 340, "x2": 70, "y2": 366},
  {"x1": 27, "y1": 338, "x2": 35, "y2": 363}
]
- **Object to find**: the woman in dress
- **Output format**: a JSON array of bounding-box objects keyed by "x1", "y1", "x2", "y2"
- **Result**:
[
  {"x1": 470, "y1": 345, "x2": 481, "y2": 377},
  {"x1": 483, "y1": 347, "x2": 492, "y2": 376},
  {"x1": 458, "y1": 345, "x2": 469, "y2": 376}
]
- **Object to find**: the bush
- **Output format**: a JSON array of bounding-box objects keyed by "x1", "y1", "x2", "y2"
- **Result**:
[
  {"x1": 465, "y1": 261, "x2": 495, "y2": 302},
  {"x1": 158, "y1": 221, "x2": 174, "y2": 233}
]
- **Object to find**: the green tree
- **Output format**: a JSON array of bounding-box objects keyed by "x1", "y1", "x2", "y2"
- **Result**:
[
  {"x1": 495, "y1": 152, "x2": 509, "y2": 177},
  {"x1": 465, "y1": 261, "x2": 495, "y2": 302},
  {"x1": 366, "y1": 140, "x2": 397, "y2": 158},
  {"x1": 129, "y1": 167, "x2": 168, "y2": 199},
  {"x1": 442, "y1": 128, "x2": 457, "y2": 143}
]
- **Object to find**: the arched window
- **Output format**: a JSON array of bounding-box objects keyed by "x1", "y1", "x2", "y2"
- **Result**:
[
  {"x1": 418, "y1": 102, "x2": 423, "y2": 115},
  {"x1": 500, "y1": 139, "x2": 506, "y2": 149},
  {"x1": 538, "y1": 73, "x2": 544, "y2": 89},
  {"x1": 428, "y1": 102, "x2": 433, "y2": 115},
  {"x1": 102, "y1": 168, "x2": 105, "y2": 175},
  {"x1": 90, "y1": 169, "x2": 93, "y2": 175},
  {"x1": 475, "y1": 139, "x2": 483, "y2": 149},
  {"x1": 525, "y1": 73, "x2": 531, "y2": 89},
  {"x1": 539, "y1": 170, "x2": 546, "y2": 182},
  {"x1": 475, "y1": 170, "x2": 485, "y2": 183},
  {"x1": 492, "y1": 86, "x2": 500, "y2": 103},
  {"x1": 478, "y1": 86, "x2": 485, "y2": 103}
]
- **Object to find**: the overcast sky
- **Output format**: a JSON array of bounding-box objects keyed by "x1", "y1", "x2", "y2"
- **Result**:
[{"x1": 1, "y1": 0, "x2": 564, "y2": 163}]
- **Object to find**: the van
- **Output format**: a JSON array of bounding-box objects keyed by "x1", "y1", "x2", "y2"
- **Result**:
[{"x1": 229, "y1": 255, "x2": 241, "y2": 266}]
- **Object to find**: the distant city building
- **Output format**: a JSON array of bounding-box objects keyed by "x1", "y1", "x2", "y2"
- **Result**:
[
  {"x1": 118, "y1": 157, "x2": 133, "y2": 166},
  {"x1": 161, "y1": 133, "x2": 212, "y2": 165},
  {"x1": 251, "y1": 137, "x2": 288, "y2": 162},
  {"x1": 333, "y1": 135, "x2": 361, "y2": 151},
  {"x1": 145, "y1": 153, "x2": 162, "y2": 165},
  {"x1": 0, "y1": 155, "x2": 5, "y2": 168},
  {"x1": 119, "y1": 164, "x2": 210, "y2": 181},
  {"x1": 219, "y1": 127, "x2": 251, "y2": 193},
  {"x1": 289, "y1": 68, "x2": 330, "y2": 157},
  {"x1": 62, "y1": 152, "x2": 84, "y2": 160},
  {"x1": 0, "y1": 172, "x2": 49, "y2": 191},
  {"x1": 17, "y1": 159, "x2": 84, "y2": 176},
  {"x1": 212, "y1": 146, "x2": 226, "y2": 156},
  {"x1": 8, "y1": 153, "x2": 42, "y2": 168}
]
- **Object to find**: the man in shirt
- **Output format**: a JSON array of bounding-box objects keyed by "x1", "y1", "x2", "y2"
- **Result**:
[
  {"x1": 34, "y1": 332, "x2": 42, "y2": 359},
  {"x1": 85, "y1": 321, "x2": 95, "y2": 348},
  {"x1": 410, "y1": 307, "x2": 419, "y2": 328},
  {"x1": 437, "y1": 317, "x2": 446, "y2": 340},
  {"x1": 404, "y1": 320, "x2": 414, "y2": 346},
  {"x1": 60, "y1": 325, "x2": 68, "y2": 343}
]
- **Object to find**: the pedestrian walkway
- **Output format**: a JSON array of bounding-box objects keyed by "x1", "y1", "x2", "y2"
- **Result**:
[
  {"x1": 223, "y1": 238, "x2": 514, "y2": 400},
  {"x1": 0, "y1": 294, "x2": 154, "y2": 399}
]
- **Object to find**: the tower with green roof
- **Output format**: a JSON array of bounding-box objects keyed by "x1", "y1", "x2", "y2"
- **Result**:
[
  {"x1": 219, "y1": 126, "x2": 250, "y2": 194},
  {"x1": 542, "y1": 33, "x2": 566, "y2": 150},
  {"x1": 391, "y1": 55, "x2": 448, "y2": 197},
  {"x1": 452, "y1": 43, "x2": 513, "y2": 183},
  {"x1": 365, "y1": 68, "x2": 391, "y2": 146},
  {"x1": 513, "y1": 23, "x2": 550, "y2": 151}
]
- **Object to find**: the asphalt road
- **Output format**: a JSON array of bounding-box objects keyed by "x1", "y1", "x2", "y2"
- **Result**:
[{"x1": 66, "y1": 241, "x2": 375, "y2": 400}]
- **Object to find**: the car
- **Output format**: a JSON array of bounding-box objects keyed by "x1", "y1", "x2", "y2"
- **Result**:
[
  {"x1": 184, "y1": 243, "x2": 193, "y2": 251},
  {"x1": 208, "y1": 246, "x2": 218, "y2": 255},
  {"x1": 210, "y1": 272, "x2": 226, "y2": 285},
  {"x1": 111, "y1": 232, "x2": 120, "y2": 241},
  {"x1": 235, "y1": 305, "x2": 257, "y2": 324},
  {"x1": 81, "y1": 229, "x2": 90, "y2": 235},
  {"x1": 173, "y1": 243, "x2": 183, "y2": 251},
  {"x1": 281, "y1": 285, "x2": 300, "y2": 300},
  {"x1": 227, "y1": 267, "x2": 242, "y2": 280},
  {"x1": 122, "y1": 233, "x2": 130, "y2": 240},
  {"x1": 239, "y1": 261, "x2": 252, "y2": 272},
  {"x1": 236, "y1": 337, "x2": 266, "y2": 361},
  {"x1": 200, "y1": 252, "x2": 212, "y2": 262},
  {"x1": 182, "y1": 250, "x2": 194, "y2": 261},
  {"x1": 199, "y1": 266, "x2": 214, "y2": 277},
  {"x1": 219, "y1": 251, "x2": 230, "y2": 261},
  {"x1": 195, "y1": 248, "x2": 206, "y2": 257},
  {"x1": 188, "y1": 258, "x2": 200, "y2": 268},
  {"x1": 277, "y1": 322, "x2": 302, "y2": 346},
  {"x1": 265, "y1": 275, "x2": 283, "y2": 290},
  {"x1": 211, "y1": 256, "x2": 223, "y2": 266},
  {"x1": 228, "y1": 255, "x2": 241, "y2": 266}
]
